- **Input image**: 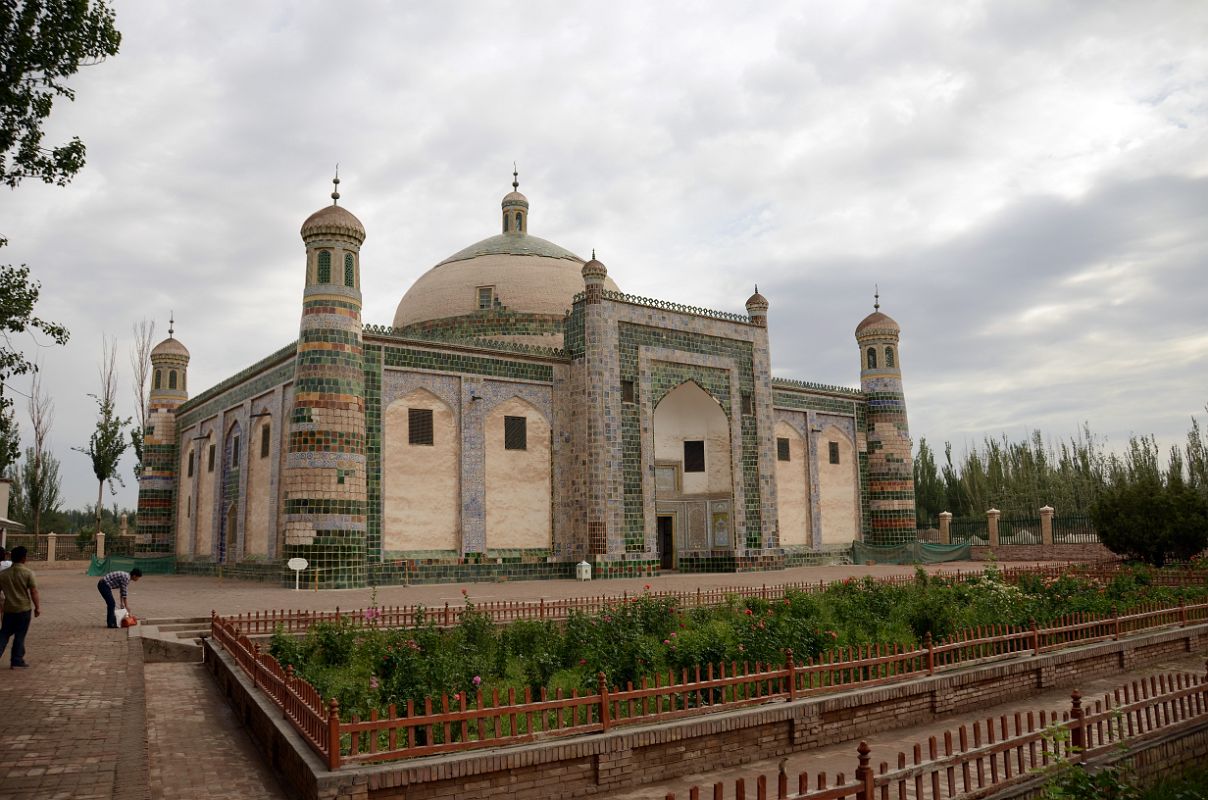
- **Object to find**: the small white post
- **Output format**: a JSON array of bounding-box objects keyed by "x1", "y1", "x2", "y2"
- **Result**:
[{"x1": 288, "y1": 557, "x2": 309, "y2": 591}]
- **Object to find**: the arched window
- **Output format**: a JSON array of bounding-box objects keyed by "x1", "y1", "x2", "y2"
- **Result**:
[
  {"x1": 515, "y1": 212, "x2": 523, "y2": 232},
  {"x1": 344, "y1": 253, "x2": 355, "y2": 287},
  {"x1": 885, "y1": 346, "x2": 895, "y2": 368},
  {"x1": 168, "y1": 370, "x2": 177, "y2": 389},
  {"x1": 866, "y1": 347, "x2": 877, "y2": 369},
  {"x1": 260, "y1": 423, "x2": 271, "y2": 458},
  {"x1": 317, "y1": 250, "x2": 332, "y2": 283},
  {"x1": 503, "y1": 214, "x2": 509, "y2": 232},
  {"x1": 153, "y1": 369, "x2": 161, "y2": 389}
]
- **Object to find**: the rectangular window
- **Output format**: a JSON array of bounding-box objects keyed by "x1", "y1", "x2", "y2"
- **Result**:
[
  {"x1": 232, "y1": 437, "x2": 240, "y2": 467},
  {"x1": 186, "y1": 497, "x2": 191, "y2": 518},
  {"x1": 742, "y1": 392, "x2": 753, "y2": 416},
  {"x1": 477, "y1": 286, "x2": 494, "y2": 310},
  {"x1": 504, "y1": 415, "x2": 527, "y2": 450},
  {"x1": 777, "y1": 437, "x2": 791, "y2": 462},
  {"x1": 409, "y1": 408, "x2": 434, "y2": 446},
  {"x1": 828, "y1": 441, "x2": 840, "y2": 465},
  {"x1": 207, "y1": 444, "x2": 215, "y2": 472},
  {"x1": 621, "y1": 380, "x2": 635, "y2": 403},
  {"x1": 683, "y1": 440, "x2": 705, "y2": 472},
  {"x1": 146, "y1": 425, "x2": 155, "y2": 437},
  {"x1": 187, "y1": 451, "x2": 194, "y2": 477},
  {"x1": 260, "y1": 424, "x2": 271, "y2": 458}
]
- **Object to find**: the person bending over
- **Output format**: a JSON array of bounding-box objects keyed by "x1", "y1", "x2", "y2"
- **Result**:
[{"x1": 98, "y1": 568, "x2": 142, "y2": 629}]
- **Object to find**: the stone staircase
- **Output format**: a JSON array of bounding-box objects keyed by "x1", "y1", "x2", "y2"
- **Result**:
[{"x1": 133, "y1": 615, "x2": 212, "y2": 662}]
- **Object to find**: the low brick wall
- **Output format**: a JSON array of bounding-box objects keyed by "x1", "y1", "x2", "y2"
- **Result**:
[
  {"x1": 972, "y1": 542, "x2": 1115, "y2": 561},
  {"x1": 206, "y1": 621, "x2": 1208, "y2": 800}
]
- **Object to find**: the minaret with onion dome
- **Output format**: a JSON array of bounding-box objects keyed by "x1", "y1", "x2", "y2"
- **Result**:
[
  {"x1": 137, "y1": 315, "x2": 190, "y2": 553},
  {"x1": 855, "y1": 287, "x2": 917, "y2": 545},
  {"x1": 280, "y1": 170, "x2": 370, "y2": 588}
]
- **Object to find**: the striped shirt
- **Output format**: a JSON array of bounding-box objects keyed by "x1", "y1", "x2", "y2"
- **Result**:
[{"x1": 103, "y1": 571, "x2": 133, "y2": 598}]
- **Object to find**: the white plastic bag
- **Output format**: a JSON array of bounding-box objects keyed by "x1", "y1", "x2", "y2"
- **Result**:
[{"x1": 114, "y1": 608, "x2": 129, "y2": 625}]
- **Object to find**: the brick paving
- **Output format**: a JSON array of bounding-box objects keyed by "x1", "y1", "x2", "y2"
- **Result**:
[{"x1": 0, "y1": 559, "x2": 1180, "y2": 800}]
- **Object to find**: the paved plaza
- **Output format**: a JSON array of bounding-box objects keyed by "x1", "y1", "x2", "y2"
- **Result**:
[{"x1": 0, "y1": 560, "x2": 1195, "y2": 800}]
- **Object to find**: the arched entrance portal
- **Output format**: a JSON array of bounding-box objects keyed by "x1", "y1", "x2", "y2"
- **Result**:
[{"x1": 652, "y1": 381, "x2": 733, "y2": 569}]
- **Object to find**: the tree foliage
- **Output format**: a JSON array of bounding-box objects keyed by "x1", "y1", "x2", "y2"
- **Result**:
[
  {"x1": 1092, "y1": 475, "x2": 1208, "y2": 567},
  {"x1": 74, "y1": 338, "x2": 129, "y2": 531},
  {"x1": 914, "y1": 410, "x2": 1208, "y2": 524},
  {"x1": 0, "y1": 0, "x2": 121, "y2": 187},
  {"x1": 9, "y1": 444, "x2": 61, "y2": 531}
]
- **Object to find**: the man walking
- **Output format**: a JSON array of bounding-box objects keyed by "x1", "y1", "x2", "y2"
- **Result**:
[
  {"x1": 0, "y1": 546, "x2": 41, "y2": 669},
  {"x1": 98, "y1": 568, "x2": 141, "y2": 628}
]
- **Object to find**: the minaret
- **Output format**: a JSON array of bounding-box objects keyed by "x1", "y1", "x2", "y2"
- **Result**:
[
  {"x1": 855, "y1": 289, "x2": 917, "y2": 545},
  {"x1": 501, "y1": 165, "x2": 528, "y2": 234},
  {"x1": 136, "y1": 316, "x2": 190, "y2": 554},
  {"x1": 280, "y1": 172, "x2": 369, "y2": 588}
]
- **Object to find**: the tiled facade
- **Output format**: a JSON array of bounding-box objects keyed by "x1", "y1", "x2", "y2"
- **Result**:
[{"x1": 137, "y1": 184, "x2": 917, "y2": 586}]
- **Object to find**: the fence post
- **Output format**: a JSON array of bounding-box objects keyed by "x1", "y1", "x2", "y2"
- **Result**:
[
  {"x1": 1030, "y1": 619, "x2": 1040, "y2": 656},
  {"x1": 540, "y1": 597, "x2": 546, "y2": 619},
  {"x1": 855, "y1": 741, "x2": 873, "y2": 800},
  {"x1": 598, "y1": 672, "x2": 611, "y2": 732},
  {"x1": 1179, "y1": 599, "x2": 1187, "y2": 628},
  {"x1": 1068, "y1": 690, "x2": 1085, "y2": 762},
  {"x1": 96, "y1": 531, "x2": 106, "y2": 559},
  {"x1": 785, "y1": 649, "x2": 796, "y2": 701},
  {"x1": 1112, "y1": 606, "x2": 1121, "y2": 641},
  {"x1": 938, "y1": 512, "x2": 952, "y2": 545},
  {"x1": 46, "y1": 532, "x2": 57, "y2": 563},
  {"x1": 251, "y1": 643, "x2": 260, "y2": 689},
  {"x1": 327, "y1": 698, "x2": 341, "y2": 770},
  {"x1": 1039, "y1": 506, "x2": 1054, "y2": 546},
  {"x1": 444, "y1": 602, "x2": 450, "y2": 627},
  {"x1": 986, "y1": 509, "x2": 1000, "y2": 548},
  {"x1": 924, "y1": 632, "x2": 935, "y2": 675}
]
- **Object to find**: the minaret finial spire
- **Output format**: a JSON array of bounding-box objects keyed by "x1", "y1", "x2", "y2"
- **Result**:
[
  {"x1": 512, "y1": 162, "x2": 519, "y2": 191},
  {"x1": 168, "y1": 311, "x2": 175, "y2": 338},
  {"x1": 331, "y1": 164, "x2": 341, "y2": 205},
  {"x1": 874, "y1": 284, "x2": 880, "y2": 312}
]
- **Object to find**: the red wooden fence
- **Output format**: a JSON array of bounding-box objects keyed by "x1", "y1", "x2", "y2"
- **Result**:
[
  {"x1": 667, "y1": 670, "x2": 1208, "y2": 799},
  {"x1": 211, "y1": 591, "x2": 1208, "y2": 769}
]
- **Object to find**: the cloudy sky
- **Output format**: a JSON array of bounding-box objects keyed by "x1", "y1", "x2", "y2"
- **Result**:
[{"x1": 3, "y1": 1, "x2": 1206, "y2": 509}]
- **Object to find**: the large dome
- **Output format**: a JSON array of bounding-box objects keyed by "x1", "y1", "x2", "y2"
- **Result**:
[{"x1": 392, "y1": 185, "x2": 619, "y2": 338}]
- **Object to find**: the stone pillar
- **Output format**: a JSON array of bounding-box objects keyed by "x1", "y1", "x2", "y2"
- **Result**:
[
  {"x1": 986, "y1": 508, "x2": 1000, "y2": 547},
  {"x1": 581, "y1": 256, "x2": 616, "y2": 558},
  {"x1": 1039, "y1": 505, "x2": 1054, "y2": 545},
  {"x1": 46, "y1": 532, "x2": 57, "y2": 563},
  {"x1": 119, "y1": 513, "x2": 128, "y2": 538},
  {"x1": 938, "y1": 511, "x2": 952, "y2": 545},
  {"x1": 96, "y1": 531, "x2": 106, "y2": 559}
]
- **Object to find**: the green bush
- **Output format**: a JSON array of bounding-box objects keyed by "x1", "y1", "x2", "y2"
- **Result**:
[{"x1": 1093, "y1": 478, "x2": 1208, "y2": 566}]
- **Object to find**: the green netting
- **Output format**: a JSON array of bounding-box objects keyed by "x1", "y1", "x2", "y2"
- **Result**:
[
  {"x1": 851, "y1": 541, "x2": 972, "y2": 565},
  {"x1": 87, "y1": 554, "x2": 177, "y2": 576}
]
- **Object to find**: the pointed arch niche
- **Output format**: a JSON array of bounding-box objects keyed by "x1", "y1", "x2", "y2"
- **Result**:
[
  {"x1": 485, "y1": 397, "x2": 551, "y2": 549},
  {"x1": 244, "y1": 413, "x2": 272, "y2": 556},
  {"x1": 651, "y1": 381, "x2": 734, "y2": 559},
  {"x1": 774, "y1": 420, "x2": 811, "y2": 547},
  {"x1": 817, "y1": 422, "x2": 859, "y2": 544},
  {"x1": 383, "y1": 389, "x2": 459, "y2": 552}
]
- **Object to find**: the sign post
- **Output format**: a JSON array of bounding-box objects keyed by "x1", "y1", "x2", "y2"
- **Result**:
[{"x1": 287, "y1": 557, "x2": 309, "y2": 591}]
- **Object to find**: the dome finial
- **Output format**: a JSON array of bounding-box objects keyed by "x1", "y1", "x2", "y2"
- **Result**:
[
  {"x1": 331, "y1": 163, "x2": 341, "y2": 206},
  {"x1": 592, "y1": 248, "x2": 596, "y2": 260},
  {"x1": 873, "y1": 284, "x2": 880, "y2": 311},
  {"x1": 168, "y1": 310, "x2": 175, "y2": 338},
  {"x1": 512, "y1": 162, "x2": 519, "y2": 191}
]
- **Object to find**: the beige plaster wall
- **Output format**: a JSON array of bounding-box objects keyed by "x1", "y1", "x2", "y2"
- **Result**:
[
  {"x1": 774, "y1": 422, "x2": 810, "y2": 546},
  {"x1": 653, "y1": 382, "x2": 732, "y2": 497},
  {"x1": 818, "y1": 425, "x2": 858, "y2": 544},
  {"x1": 176, "y1": 441, "x2": 194, "y2": 556},
  {"x1": 244, "y1": 418, "x2": 272, "y2": 556},
  {"x1": 383, "y1": 391, "x2": 459, "y2": 551},
  {"x1": 485, "y1": 397, "x2": 551, "y2": 549},
  {"x1": 195, "y1": 436, "x2": 216, "y2": 557}
]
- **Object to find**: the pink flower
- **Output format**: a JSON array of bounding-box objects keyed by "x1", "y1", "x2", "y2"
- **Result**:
[
  {"x1": 364, "y1": 607, "x2": 380, "y2": 622},
  {"x1": 603, "y1": 615, "x2": 612, "y2": 623},
  {"x1": 644, "y1": 584, "x2": 651, "y2": 591},
  {"x1": 461, "y1": 588, "x2": 468, "y2": 596},
  {"x1": 579, "y1": 658, "x2": 587, "y2": 666},
  {"x1": 472, "y1": 675, "x2": 482, "y2": 686},
  {"x1": 663, "y1": 639, "x2": 671, "y2": 645},
  {"x1": 669, "y1": 632, "x2": 676, "y2": 638},
  {"x1": 744, "y1": 609, "x2": 753, "y2": 616},
  {"x1": 369, "y1": 675, "x2": 380, "y2": 690}
]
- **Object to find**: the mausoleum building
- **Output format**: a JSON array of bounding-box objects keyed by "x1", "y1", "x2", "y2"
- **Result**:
[{"x1": 136, "y1": 175, "x2": 917, "y2": 587}]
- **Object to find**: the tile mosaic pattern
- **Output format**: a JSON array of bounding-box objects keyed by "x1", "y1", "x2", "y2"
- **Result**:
[
  {"x1": 858, "y1": 325, "x2": 917, "y2": 546},
  {"x1": 281, "y1": 234, "x2": 370, "y2": 588}
]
